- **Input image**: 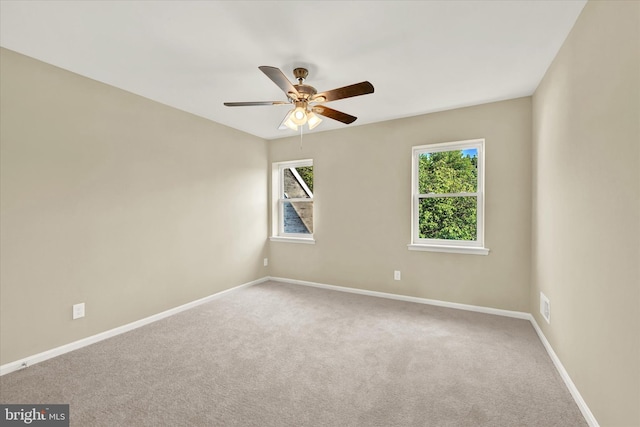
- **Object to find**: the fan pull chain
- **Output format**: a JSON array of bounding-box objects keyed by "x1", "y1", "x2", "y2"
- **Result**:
[{"x1": 299, "y1": 124, "x2": 304, "y2": 149}]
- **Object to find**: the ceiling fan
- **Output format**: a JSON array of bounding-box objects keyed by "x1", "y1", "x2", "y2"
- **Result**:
[{"x1": 224, "y1": 66, "x2": 374, "y2": 131}]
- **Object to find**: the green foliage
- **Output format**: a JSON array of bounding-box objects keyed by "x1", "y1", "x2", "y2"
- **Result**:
[
  {"x1": 419, "y1": 151, "x2": 477, "y2": 193},
  {"x1": 296, "y1": 166, "x2": 313, "y2": 193},
  {"x1": 418, "y1": 150, "x2": 477, "y2": 241},
  {"x1": 419, "y1": 197, "x2": 477, "y2": 240}
]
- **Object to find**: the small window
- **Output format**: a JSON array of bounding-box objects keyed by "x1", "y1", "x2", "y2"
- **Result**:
[
  {"x1": 409, "y1": 139, "x2": 488, "y2": 255},
  {"x1": 271, "y1": 159, "x2": 314, "y2": 243}
]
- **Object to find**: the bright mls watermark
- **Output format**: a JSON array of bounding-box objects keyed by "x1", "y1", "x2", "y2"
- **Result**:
[{"x1": 1, "y1": 405, "x2": 69, "y2": 426}]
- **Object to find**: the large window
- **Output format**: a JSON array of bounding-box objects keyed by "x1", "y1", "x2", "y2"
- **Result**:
[
  {"x1": 271, "y1": 159, "x2": 314, "y2": 243},
  {"x1": 409, "y1": 139, "x2": 488, "y2": 255}
]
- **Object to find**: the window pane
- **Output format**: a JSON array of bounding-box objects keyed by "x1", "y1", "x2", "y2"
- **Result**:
[
  {"x1": 295, "y1": 166, "x2": 313, "y2": 193},
  {"x1": 418, "y1": 149, "x2": 477, "y2": 194},
  {"x1": 283, "y1": 167, "x2": 312, "y2": 199},
  {"x1": 419, "y1": 197, "x2": 477, "y2": 241},
  {"x1": 283, "y1": 200, "x2": 313, "y2": 234}
]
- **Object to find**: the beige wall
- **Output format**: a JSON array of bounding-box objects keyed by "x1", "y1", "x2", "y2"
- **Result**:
[
  {"x1": 0, "y1": 48, "x2": 269, "y2": 365},
  {"x1": 269, "y1": 97, "x2": 532, "y2": 312},
  {"x1": 531, "y1": 1, "x2": 639, "y2": 425},
  {"x1": 3, "y1": 1, "x2": 638, "y2": 423}
]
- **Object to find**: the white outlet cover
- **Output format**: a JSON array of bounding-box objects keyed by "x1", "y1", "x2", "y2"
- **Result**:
[
  {"x1": 263, "y1": 258, "x2": 268, "y2": 267},
  {"x1": 394, "y1": 271, "x2": 401, "y2": 280},
  {"x1": 539, "y1": 292, "x2": 550, "y2": 323},
  {"x1": 73, "y1": 303, "x2": 85, "y2": 320}
]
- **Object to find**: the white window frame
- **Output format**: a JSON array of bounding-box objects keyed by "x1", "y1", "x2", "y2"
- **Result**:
[
  {"x1": 270, "y1": 159, "x2": 315, "y2": 244},
  {"x1": 408, "y1": 139, "x2": 489, "y2": 255}
]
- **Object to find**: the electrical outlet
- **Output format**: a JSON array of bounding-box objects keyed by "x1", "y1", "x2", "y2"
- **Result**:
[
  {"x1": 540, "y1": 292, "x2": 550, "y2": 324},
  {"x1": 394, "y1": 270, "x2": 401, "y2": 281},
  {"x1": 263, "y1": 258, "x2": 268, "y2": 267},
  {"x1": 73, "y1": 303, "x2": 85, "y2": 320}
]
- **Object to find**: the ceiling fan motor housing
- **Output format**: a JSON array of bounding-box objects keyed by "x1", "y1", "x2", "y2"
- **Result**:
[
  {"x1": 290, "y1": 68, "x2": 317, "y2": 101},
  {"x1": 293, "y1": 84, "x2": 317, "y2": 100}
]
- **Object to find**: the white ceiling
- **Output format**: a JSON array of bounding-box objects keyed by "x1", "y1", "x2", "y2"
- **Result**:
[{"x1": 0, "y1": 1, "x2": 586, "y2": 140}]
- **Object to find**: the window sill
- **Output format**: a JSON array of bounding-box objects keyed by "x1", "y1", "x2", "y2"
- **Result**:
[
  {"x1": 407, "y1": 244, "x2": 489, "y2": 255},
  {"x1": 270, "y1": 236, "x2": 316, "y2": 245}
]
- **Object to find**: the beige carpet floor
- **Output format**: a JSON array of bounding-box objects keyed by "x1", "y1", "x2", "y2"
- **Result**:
[{"x1": 0, "y1": 281, "x2": 587, "y2": 426}]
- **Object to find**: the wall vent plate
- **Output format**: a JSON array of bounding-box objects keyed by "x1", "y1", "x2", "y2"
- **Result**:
[{"x1": 539, "y1": 292, "x2": 550, "y2": 324}]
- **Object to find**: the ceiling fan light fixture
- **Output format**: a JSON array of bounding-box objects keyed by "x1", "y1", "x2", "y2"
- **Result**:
[
  {"x1": 284, "y1": 117, "x2": 298, "y2": 130},
  {"x1": 291, "y1": 105, "x2": 308, "y2": 125},
  {"x1": 307, "y1": 111, "x2": 322, "y2": 130},
  {"x1": 279, "y1": 110, "x2": 298, "y2": 131}
]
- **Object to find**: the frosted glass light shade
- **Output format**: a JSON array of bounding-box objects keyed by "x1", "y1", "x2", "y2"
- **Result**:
[
  {"x1": 306, "y1": 112, "x2": 322, "y2": 130},
  {"x1": 291, "y1": 106, "x2": 308, "y2": 125},
  {"x1": 279, "y1": 110, "x2": 298, "y2": 130}
]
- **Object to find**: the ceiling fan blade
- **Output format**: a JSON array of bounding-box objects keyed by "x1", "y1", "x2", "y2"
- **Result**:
[
  {"x1": 312, "y1": 105, "x2": 357, "y2": 124},
  {"x1": 224, "y1": 101, "x2": 289, "y2": 107},
  {"x1": 312, "y1": 81, "x2": 374, "y2": 103},
  {"x1": 259, "y1": 66, "x2": 301, "y2": 100}
]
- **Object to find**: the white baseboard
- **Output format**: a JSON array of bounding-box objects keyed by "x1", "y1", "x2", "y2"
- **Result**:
[
  {"x1": 0, "y1": 276, "x2": 269, "y2": 376},
  {"x1": 1, "y1": 275, "x2": 599, "y2": 427},
  {"x1": 529, "y1": 316, "x2": 599, "y2": 427},
  {"x1": 268, "y1": 276, "x2": 531, "y2": 320},
  {"x1": 269, "y1": 276, "x2": 598, "y2": 426}
]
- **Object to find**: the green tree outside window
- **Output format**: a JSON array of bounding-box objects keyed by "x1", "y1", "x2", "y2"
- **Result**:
[{"x1": 418, "y1": 150, "x2": 478, "y2": 241}]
